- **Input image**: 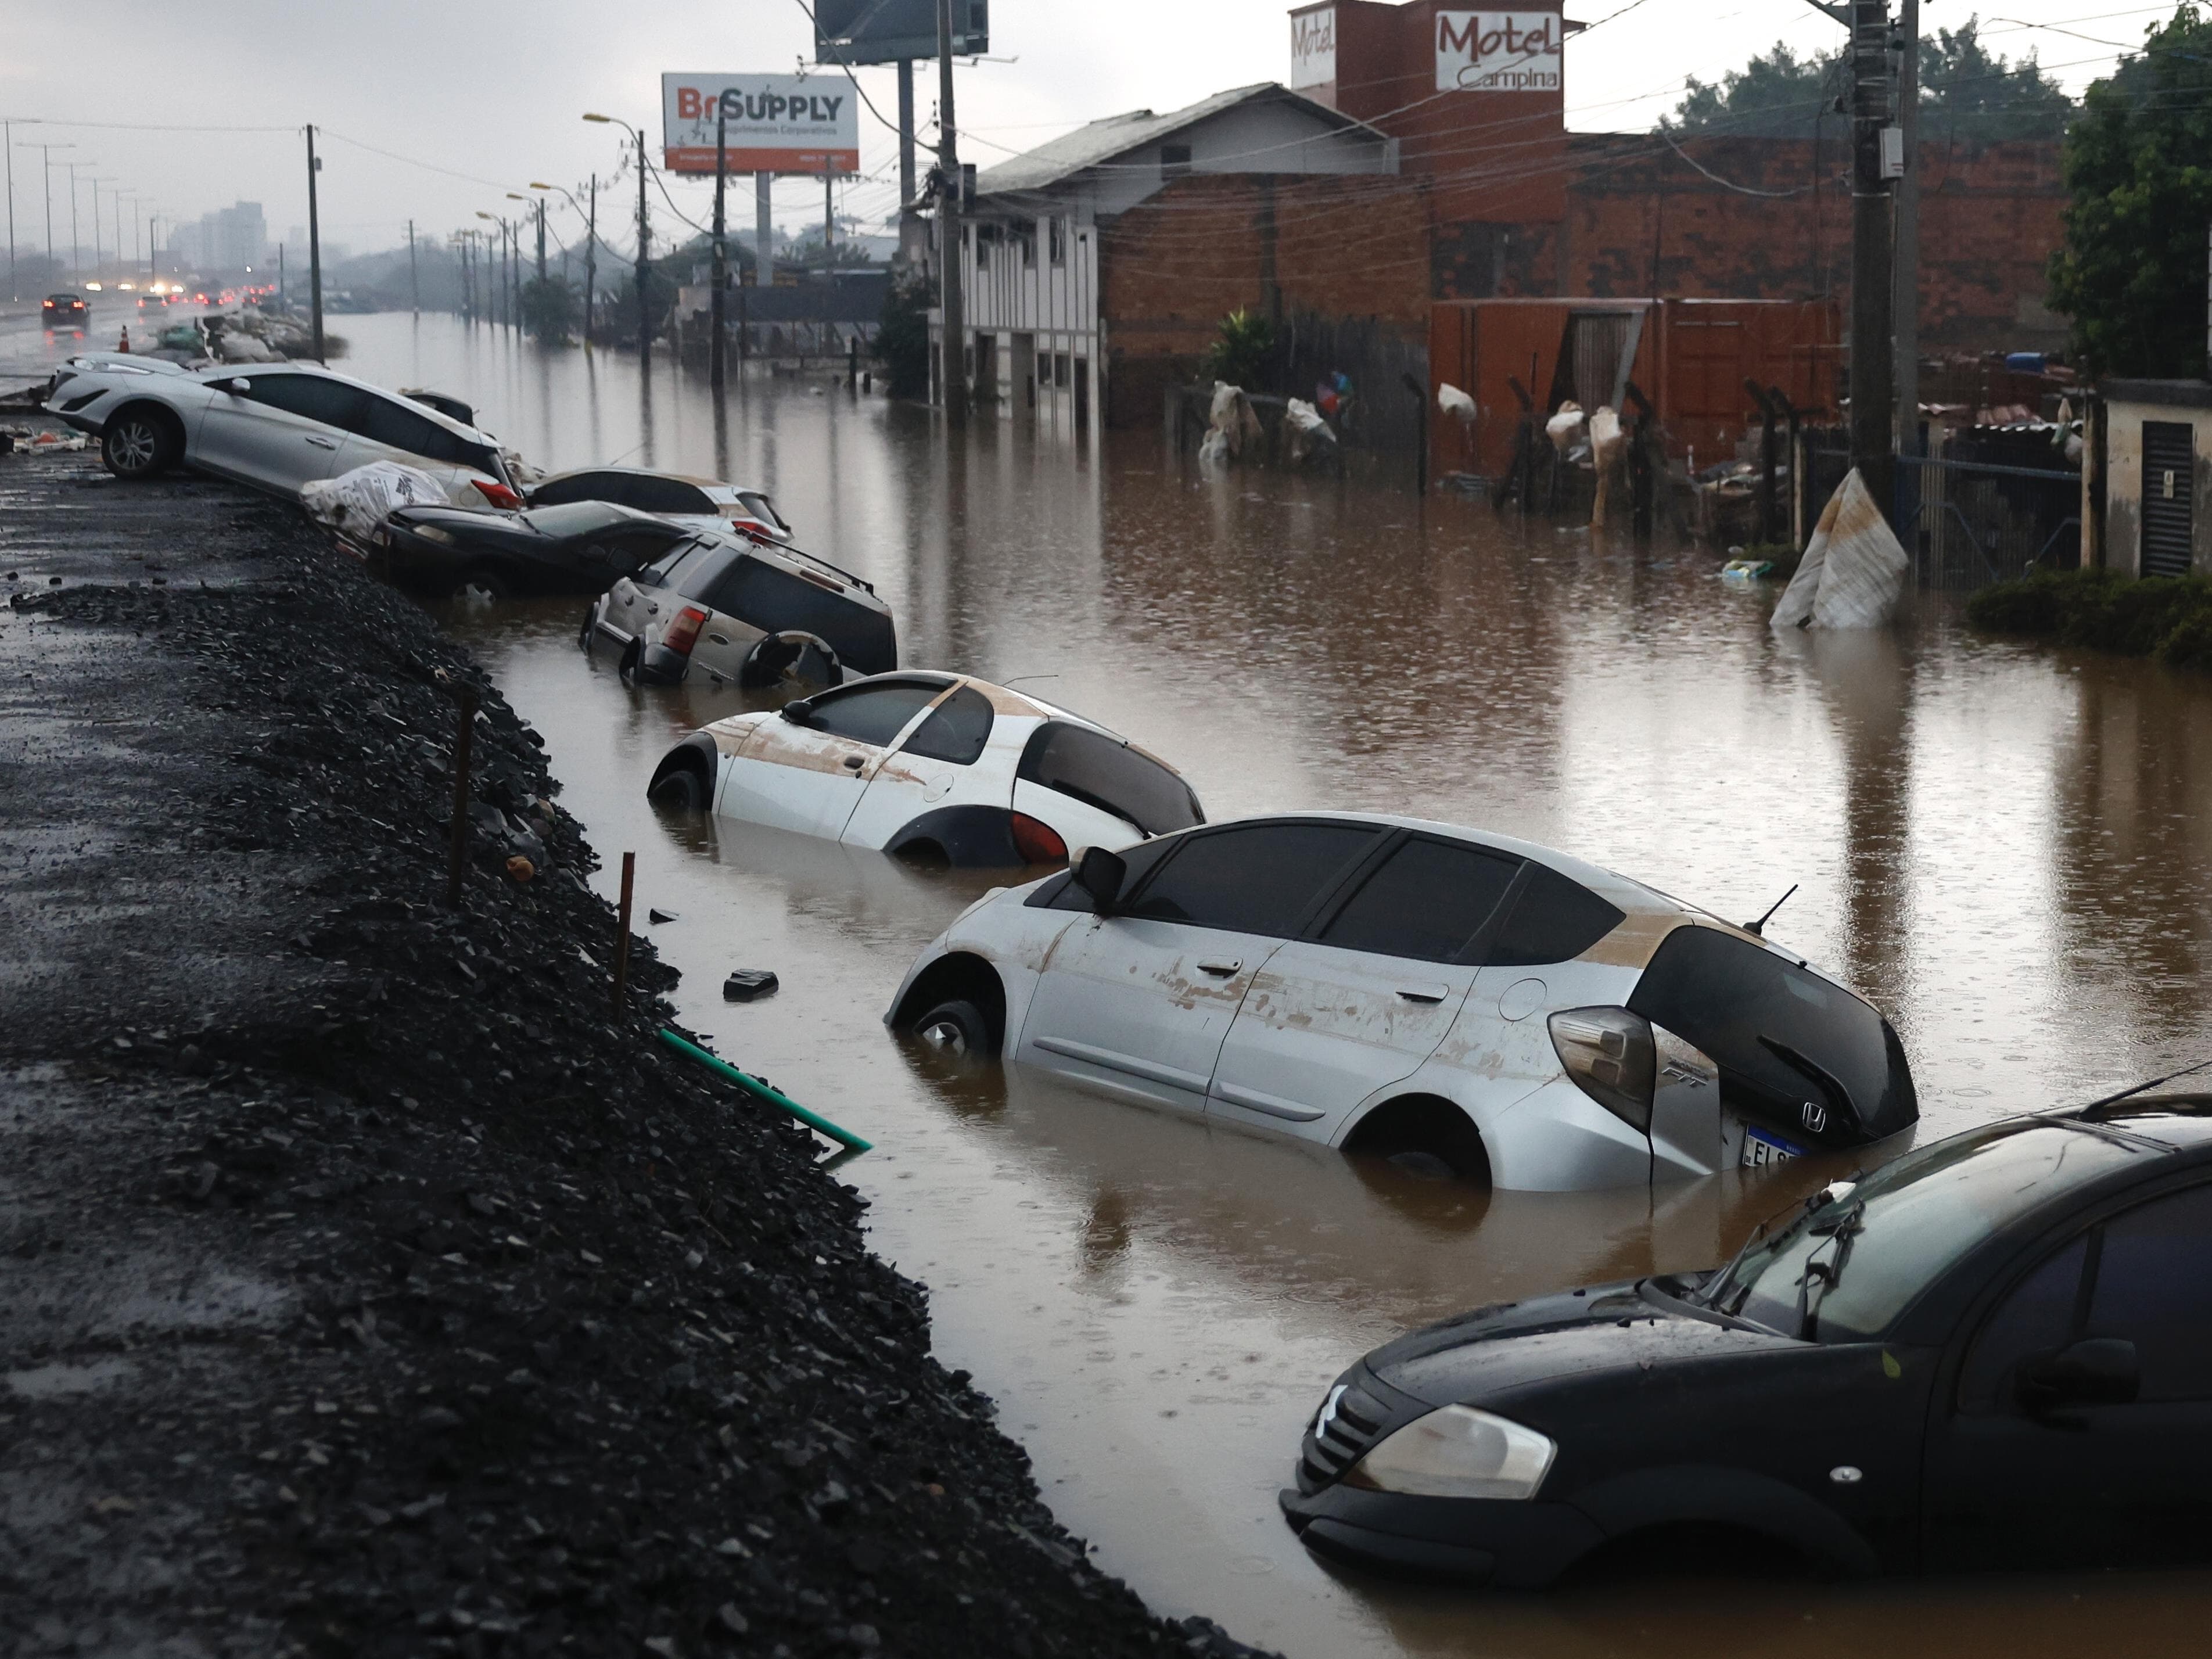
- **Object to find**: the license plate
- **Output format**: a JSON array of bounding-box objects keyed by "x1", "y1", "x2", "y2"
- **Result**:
[{"x1": 1741, "y1": 1125, "x2": 1805, "y2": 1168}]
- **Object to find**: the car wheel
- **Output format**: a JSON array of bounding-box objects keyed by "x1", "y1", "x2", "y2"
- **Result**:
[
  {"x1": 101, "y1": 409, "x2": 179, "y2": 480},
  {"x1": 647, "y1": 767, "x2": 706, "y2": 810},
  {"x1": 913, "y1": 998, "x2": 993, "y2": 1060},
  {"x1": 456, "y1": 565, "x2": 510, "y2": 603}
]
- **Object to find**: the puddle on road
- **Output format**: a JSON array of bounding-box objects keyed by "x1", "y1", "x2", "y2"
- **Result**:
[{"x1": 339, "y1": 314, "x2": 2212, "y2": 1657}]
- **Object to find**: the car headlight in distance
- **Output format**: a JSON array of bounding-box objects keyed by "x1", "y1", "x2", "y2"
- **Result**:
[{"x1": 1344, "y1": 1404, "x2": 1556, "y2": 1500}]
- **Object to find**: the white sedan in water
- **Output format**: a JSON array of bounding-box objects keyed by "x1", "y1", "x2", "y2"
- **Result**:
[
  {"x1": 886, "y1": 813, "x2": 1920, "y2": 1191},
  {"x1": 647, "y1": 672, "x2": 1205, "y2": 868},
  {"x1": 41, "y1": 357, "x2": 516, "y2": 504}
]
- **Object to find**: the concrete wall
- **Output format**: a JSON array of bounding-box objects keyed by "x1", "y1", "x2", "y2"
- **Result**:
[{"x1": 2103, "y1": 396, "x2": 2212, "y2": 578}]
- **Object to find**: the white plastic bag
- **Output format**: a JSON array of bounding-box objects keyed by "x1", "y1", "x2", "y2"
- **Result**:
[
  {"x1": 1438, "y1": 382, "x2": 1476, "y2": 422},
  {"x1": 300, "y1": 461, "x2": 455, "y2": 539},
  {"x1": 1771, "y1": 468, "x2": 1909, "y2": 630},
  {"x1": 1204, "y1": 380, "x2": 1264, "y2": 462},
  {"x1": 1587, "y1": 405, "x2": 1624, "y2": 527},
  {"x1": 1284, "y1": 397, "x2": 1337, "y2": 466}
]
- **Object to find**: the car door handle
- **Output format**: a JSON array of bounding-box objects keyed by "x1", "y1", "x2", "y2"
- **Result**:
[
  {"x1": 1197, "y1": 960, "x2": 1242, "y2": 977},
  {"x1": 305, "y1": 435, "x2": 339, "y2": 449},
  {"x1": 1396, "y1": 985, "x2": 1452, "y2": 1004},
  {"x1": 841, "y1": 755, "x2": 865, "y2": 771},
  {"x1": 708, "y1": 634, "x2": 730, "y2": 646}
]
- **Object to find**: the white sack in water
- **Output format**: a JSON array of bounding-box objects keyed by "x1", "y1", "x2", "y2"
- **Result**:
[
  {"x1": 1770, "y1": 466, "x2": 1909, "y2": 630},
  {"x1": 1204, "y1": 380, "x2": 1263, "y2": 463},
  {"x1": 301, "y1": 460, "x2": 456, "y2": 538},
  {"x1": 1588, "y1": 404, "x2": 1624, "y2": 527}
]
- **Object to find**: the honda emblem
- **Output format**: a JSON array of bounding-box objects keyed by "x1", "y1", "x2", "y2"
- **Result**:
[{"x1": 1801, "y1": 1100, "x2": 1827, "y2": 1134}]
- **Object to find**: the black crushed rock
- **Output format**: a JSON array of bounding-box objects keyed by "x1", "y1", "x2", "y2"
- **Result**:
[{"x1": 0, "y1": 460, "x2": 1276, "y2": 1659}]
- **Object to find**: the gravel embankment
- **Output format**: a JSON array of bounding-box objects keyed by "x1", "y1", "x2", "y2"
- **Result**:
[{"x1": 0, "y1": 450, "x2": 1271, "y2": 1659}]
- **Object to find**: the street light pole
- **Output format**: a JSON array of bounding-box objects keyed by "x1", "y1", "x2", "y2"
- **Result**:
[
  {"x1": 585, "y1": 176, "x2": 598, "y2": 347},
  {"x1": 3, "y1": 119, "x2": 15, "y2": 301},
  {"x1": 20, "y1": 142, "x2": 70, "y2": 289},
  {"x1": 408, "y1": 218, "x2": 418, "y2": 315},
  {"x1": 582, "y1": 114, "x2": 652, "y2": 365},
  {"x1": 63, "y1": 160, "x2": 90, "y2": 278}
]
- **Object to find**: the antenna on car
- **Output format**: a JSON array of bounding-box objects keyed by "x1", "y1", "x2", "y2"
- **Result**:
[
  {"x1": 1742, "y1": 884, "x2": 1799, "y2": 938},
  {"x1": 998, "y1": 674, "x2": 1062, "y2": 689}
]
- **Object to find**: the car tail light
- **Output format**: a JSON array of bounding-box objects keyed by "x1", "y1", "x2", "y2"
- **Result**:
[
  {"x1": 472, "y1": 479, "x2": 523, "y2": 509},
  {"x1": 1548, "y1": 1007, "x2": 1655, "y2": 1130},
  {"x1": 663, "y1": 605, "x2": 710, "y2": 657},
  {"x1": 1010, "y1": 813, "x2": 1069, "y2": 866}
]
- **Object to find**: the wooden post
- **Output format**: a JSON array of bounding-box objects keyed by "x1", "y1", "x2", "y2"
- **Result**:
[
  {"x1": 611, "y1": 851, "x2": 636, "y2": 1015},
  {"x1": 445, "y1": 683, "x2": 478, "y2": 907}
]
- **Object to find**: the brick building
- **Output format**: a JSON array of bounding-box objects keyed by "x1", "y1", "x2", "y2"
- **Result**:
[{"x1": 934, "y1": 0, "x2": 2069, "y2": 434}]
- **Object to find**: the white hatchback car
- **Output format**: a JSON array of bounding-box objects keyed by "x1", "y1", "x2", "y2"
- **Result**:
[
  {"x1": 647, "y1": 673, "x2": 1204, "y2": 868},
  {"x1": 526, "y1": 466, "x2": 792, "y2": 541},
  {"x1": 885, "y1": 813, "x2": 1919, "y2": 1191},
  {"x1": 43, "y1": 357, "x2": 515, "y2": 505}
]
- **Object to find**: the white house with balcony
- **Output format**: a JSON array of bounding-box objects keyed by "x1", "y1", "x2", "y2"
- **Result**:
[{"x1": 928, "y1": 82, "x2": 1397, "y2": 436}]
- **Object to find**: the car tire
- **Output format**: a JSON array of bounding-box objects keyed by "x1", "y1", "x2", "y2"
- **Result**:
[
  {"x1": 456, "y1": 565, "x2": 510, "y2": 603},
  {"x1": 100, "y1": 408, "x2": 180, "y2": 480},
  {"x1": 647, "y1": 767, "x2": 706, "y2": 810},
  {"x1": 913, "y1": 998, "x2": 994, "y2": 1060}
]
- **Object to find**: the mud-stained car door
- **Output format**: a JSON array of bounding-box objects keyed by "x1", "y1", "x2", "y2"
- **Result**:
[
  {"x1": 719, "y1": 677, "x2": 946, "y2": 839},
  {"x1": 840, "y1": 681, "x2": 996, "y2": 848},
  {"x1": 1018, "y1": 821, "x2": 1383, "y2": 1117},
  {"x1": 1206, "y1": 834, "x2": 1519, "y2": 1139}
]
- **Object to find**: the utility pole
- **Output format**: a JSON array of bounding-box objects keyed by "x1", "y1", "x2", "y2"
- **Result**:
[
  {"x1": 1893, "y1": 0, "x2": 1920, "y2": 460},
  {"x1": 21, "y1": 141, "x2": 70, "y2": 291},
  {"x1": 306, "y1": 124, "x2": 326, "y2": 362},
  {"x1": 408, "y1": 218, "x2": 419, "y2": 314},
  {"x1": 712, "y1": 109, "x2": 728, "y2": 392},
  {"x1": 938, "y1": 0, "x2": 968, "y2": 427},
  {"x1": 824, "y1": 156, "x2": 836, "y2": 264},
  {"x1": 896, "y1": 61, "x2": 917, "y2": 267},
  {"x1": 63, "y1": 160, "x2": 86, "y2": 278},
  {"x1": 3, "y1": 119, "x2": 14, "y2": 301},
  {"x1": 534, "y1": 198, "x2": 546, "y2": 283},
  {"x1": 635, "y1": 129, "x2": 651, "y2": 364},
  {"x1": 757, "y1": 173, "x2": 773, "y2": 292},
  {"x1": 1848, "y1": 0, "x2": 1894, "y2": 513},
  {"x1": 584, "y1": 176, "x2": 598, "y2": 347}
]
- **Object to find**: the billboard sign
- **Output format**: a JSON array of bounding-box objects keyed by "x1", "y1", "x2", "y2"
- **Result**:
[
  {"x1": 661, "y1": 73, "x2": 861, "y2": 175},
  {"x1": 1435, "y1": 12, "x2": 1564, "y2": 93},
  {"x1": 813, "y1": 0, "x2": 987, "y2": 66},
  {"x1": 1290, "y1": 5, "x2": 1336, "y2": 91}
]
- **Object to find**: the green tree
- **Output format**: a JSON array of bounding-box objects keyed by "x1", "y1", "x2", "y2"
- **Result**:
[
  {"x1": 2048, "y1": 5, "x2": 2212, "y2": 375},
  {"x1": 1665, "y1": 17, "x2": 2071, "y2": 141},
  {"x1": 1203, "y1": 308, "x2": 1275, "y2": 390},
  {"x1": 875, "y1": 271, "x2": 935, "y2": 400},
  {"x1": 519, "y1": 275, "x2": 579, "y2": 344}
]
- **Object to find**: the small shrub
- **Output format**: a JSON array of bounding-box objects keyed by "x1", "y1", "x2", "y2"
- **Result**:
[
  {"x1": 1204, "y1": 309, "x2": 1275, "y2": 391},
  {"x1": 1967, "y1": 566, "x2": 2212, "y2": 670},
  {"x1": 1965, "y1": 568, "x2": 2114, "y2": 636},
  {"x1": 2159, "y1": 605, "x2": 2212, "y2": 669},
  {"x1": 875, "y1": 272, "x2": 934, "y2": 400}
]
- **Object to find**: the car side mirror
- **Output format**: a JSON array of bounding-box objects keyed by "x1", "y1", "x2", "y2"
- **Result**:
[
  {"x1": 2020, "y1": 1337, "x2": 2139, "y2": 1412},
  {"x1": 780, "y1": 699, "x2": 814, "y2": 726},
  {"x1": 1073, "y1": 846, "x2": 1127, "y2": 915}
]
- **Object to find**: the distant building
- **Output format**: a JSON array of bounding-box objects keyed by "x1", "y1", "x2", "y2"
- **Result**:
[{"x1": 173, "y1": 202, "x2": 268, "y2": 274}]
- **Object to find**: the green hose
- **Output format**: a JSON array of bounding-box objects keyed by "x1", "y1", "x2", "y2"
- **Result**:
[{"x1": 656, "y1": 1028, "x2": 873, "y2": 1154}]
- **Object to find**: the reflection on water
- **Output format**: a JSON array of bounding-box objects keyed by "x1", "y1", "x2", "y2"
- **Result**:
[{"x1": 358, "y1": 311, "x2": 2212, "y2": 1656}]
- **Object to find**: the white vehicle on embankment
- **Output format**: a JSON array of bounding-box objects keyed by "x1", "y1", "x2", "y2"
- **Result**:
[
  {"x1": 41, "y1": 357, "x2": 516, "y2": 505},
  {"x1": 646, "y1": 672, "x2": 1205, "y2": 869},
  {"x1": 885, "y1": 814, "x2": 1920, "y2": 1191}
]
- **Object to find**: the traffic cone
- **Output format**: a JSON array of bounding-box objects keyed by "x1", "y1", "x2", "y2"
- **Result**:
[{"x1": 118, "y1": 325, "x2": 131, "y2": 354}]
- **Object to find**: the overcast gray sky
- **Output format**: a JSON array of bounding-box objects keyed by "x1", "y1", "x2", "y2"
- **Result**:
[{"x1": 0, "y1": 0, "x2": 2132, "y2": 265}]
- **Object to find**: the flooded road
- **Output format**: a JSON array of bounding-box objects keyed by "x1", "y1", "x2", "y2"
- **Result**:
[{"x1": 351, "y1": 311, "x2": 2212, "y2": 1656}]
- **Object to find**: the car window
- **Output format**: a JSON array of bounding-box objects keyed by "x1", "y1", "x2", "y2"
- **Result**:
[
  {"x1": 703, "y1": 556, "x2": 898, "y2": 677},
  {"x1": 1958, "y1": 1236, "x2": 2091, "y2": 1413},
  {"x1": 612, "y1": 475, "x2": 715, "y2": 515},
  {"x1": 2087, "y1": 1184, "x2": 2212, "y2": 1401},
  {"x1": 1319, "y1": 837, "x2": 1521, "y2": 962},
  {"x1": 1017, "y1": 721, "x2": 1204, "y2": 836},
  {"x1": 1043, "y1": 833, "x2": 1184, "y2": 911},
  {"x1": 902, "y1": 684, "x2": 994, "y2": 766},
  {"x1": 1628, "y1": 925, "x2": 1916, "y2": 1141},
  {"x1": 522, "y1": 501, "x2": 635, "y2": 538},
  {"x1": 352, "y1": 390, "x2": 482, "y2": 466},
  {"x1": 232, "y1": 372, "x2": 367, "y2": 429},
  {"x1": 1121, "y1": 823, "x2": 1381, "y2": 936},
  {"x1": 803, "y1": 681, "x2": 947, "y2": 748},
  {"x1": 529, "y1": 473, "x2": 597, "y2": 507},
  {"x1": 1485, "y1": 864, "x2": 1625, "y2": 965},
  {"x1": 1710, "y1": 1123, "x2": 2139, "y2": 1340},
  {"x1": 637, "y1": 538, "x2": 717, "y2": 591}
]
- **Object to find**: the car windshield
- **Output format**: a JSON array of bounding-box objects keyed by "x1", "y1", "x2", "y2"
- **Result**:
[
  {"x1": 521, "y1": 501, "x2": 636, "y2": 538},
  {"x1": 1697, "y1": 1122, "x2": 2142, "y2": 1340}
]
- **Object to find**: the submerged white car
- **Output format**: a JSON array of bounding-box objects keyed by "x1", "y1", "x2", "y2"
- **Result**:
[
  {"x1": 526, "y1": 466, "x2": 792, "y2": 541},
  {"x1": 647, "y1": 673, "x2": 1204, "y2": 868},
  {"x1": 42, "y1": 357, "x2": 515, "y2": 504},
  {"x1": 885, "y1": 813, "x2": 1919, "y2": 1191}
]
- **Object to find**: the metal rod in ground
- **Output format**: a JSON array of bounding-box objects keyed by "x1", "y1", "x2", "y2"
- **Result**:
[
  {"x1": 656, "y1": 1028, "x2": 874, "y2": 1153},
  {"x1": 445, "y1": 682, "x2": 479, "y2": 907},
  {"x1": 612, "y1": 852, "x2": 635, "y2": 1015}
]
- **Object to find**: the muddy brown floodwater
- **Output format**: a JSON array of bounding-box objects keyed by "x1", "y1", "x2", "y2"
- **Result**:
[{"x1": 339, "y1": 313, "x2": 2212, "y2": 1656}]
